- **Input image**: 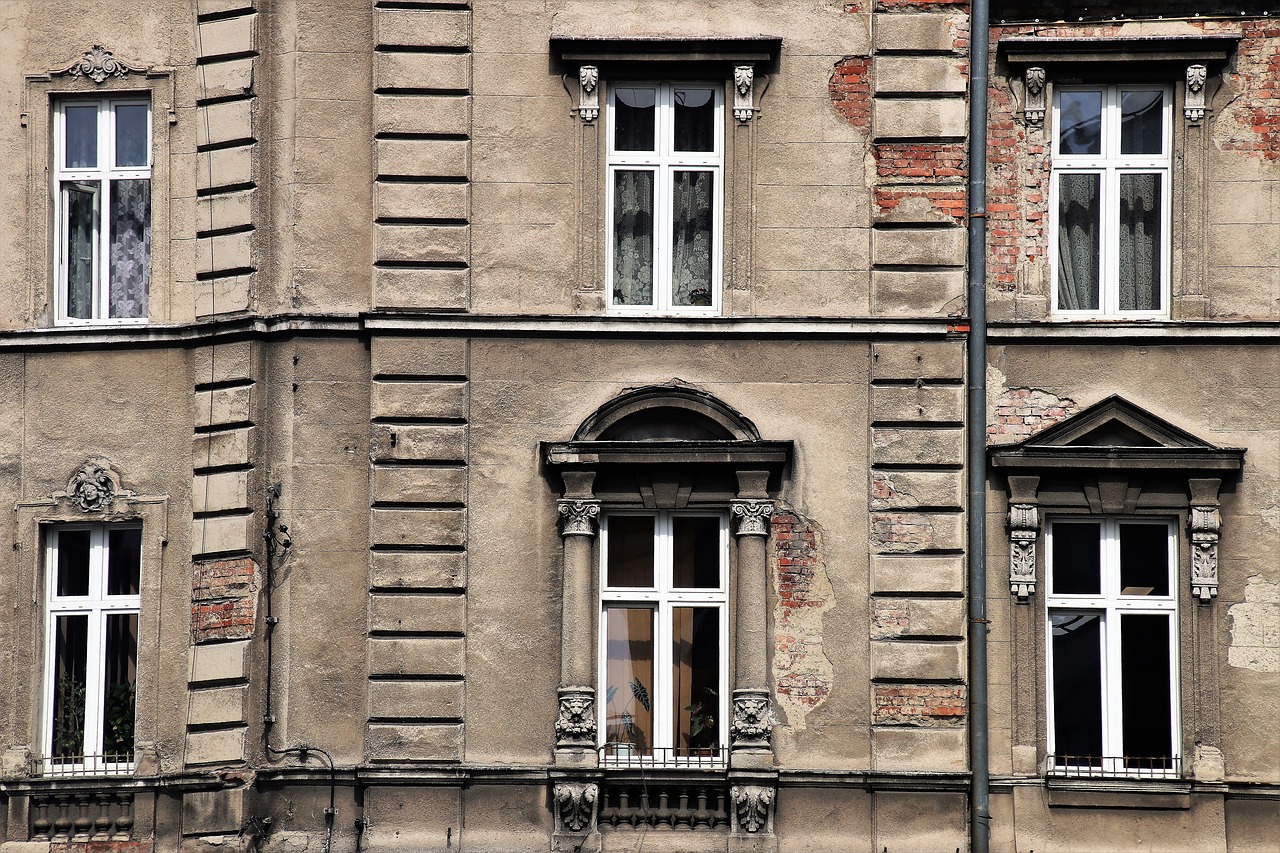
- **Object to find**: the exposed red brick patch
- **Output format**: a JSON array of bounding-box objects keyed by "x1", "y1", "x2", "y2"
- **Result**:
[
  {"x1": 772, "y1": 510, "x2": 834, "y2": 726},
  {"x1": 870, "y1": 512, "x2": 936, "y2": 553},
  {"x1": 875, "y1": 187, "x2": 967, "y2": 223},
  {"x1": 987, "y1": 387, "x2": 1078, "y2": 445},
  {"x1": 871, "y1": 600, "x2": 912, "y2": 639},
  {"x1": 829, "y1": 56, "x2": 872, "y2": 128},
  {"x1": 192, "y1": 556, "x2": 259, "y2": 643},
  {"x1": 874, "y1": 143, "x2": 967, "y2": 180},
  {"x1": 874, "y1": 684, "x2": 966, "y2": 725}
]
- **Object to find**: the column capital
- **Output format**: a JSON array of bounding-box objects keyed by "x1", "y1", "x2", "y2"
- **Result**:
[
  {"x1": 730, "y1": 499, "x2": 774, "y2": 538},
  {"x1": 557, "y1": 499, "x2": 601, "y2": 537}
]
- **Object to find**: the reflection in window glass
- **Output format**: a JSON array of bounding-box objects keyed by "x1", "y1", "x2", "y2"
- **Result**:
[
  {"x1": 614, "y1": 87, "x2": 656, "y2": 152},
  {"x1": 673, "y1": 88, "x2": 715, "y2": 152},
  {"x1": 607, "y1": 516, "x2": 655, "y2": 588},
  {"x1": 672, "y1": 516, "x2": 720, "y2": 588},
  {"x1": 1120, "y1": 91, "x2": 1164, "y2": 155},
  {"x1": 1050, "y1": 612, "x2": 1103, "y2": 765},
  {"x1": 114, "y1": 104, "x2": 149, "y2": 167},
  {"x1": 1058, "y1": 90, "x2": 1102, "y2": 155},
  {"x1": 64, "y1": 106, "x2": 98, "y2": 169}
]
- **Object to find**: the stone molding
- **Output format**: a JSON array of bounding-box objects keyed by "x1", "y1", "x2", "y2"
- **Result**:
[
  {"x1": 733, "y1": 65, "x2": 755, "y2": 123},
  {"x1": 577, "y1": 65, "x2": 599, "y2": 123},
  {"x1": 1023, "y1": 66, "x2": 1046, "y2": 126},
  {"x1": 557, "y1": 499, "x2": 600, "y2": 537},
  {"x1": 1008, "y1": 502, "x2": 1040, "y2": 599},
  {"x1": 555, "y1": 687, "x2": 596, "y2": 747},
  {"x1": 730, "y1": 499, "x2": 773, "y2": 537},
  {"x1": 730, "y1": 784, "x2": 773, "y2": 834},
  {"x1": 1185, "y1": 63, "x2": 1207, "y2": 122},
  {"x1": 55, "y1": 44, "x2": 147, "y2": 84},
  {"x1": 730, "y1": 690, "x2": 772, "y2": 749},
  {"x1": 1189, "y1": 479, "x2": 1222, "y2": 602},
  {"x1": 554, "y1": 781, "x2": 598, "y2": 834}
]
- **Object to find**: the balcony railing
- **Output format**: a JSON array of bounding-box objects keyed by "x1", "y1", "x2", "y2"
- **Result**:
[
  {"x1": 599, "y1": 781, "x2": 730, "y2": 830},
  {"x1": 29, "y1": 791, "x2": 135, "y2": 842},
  {"x1": 1047, "y1": 754, "x2": 1182, "y2": 780},
  {"x1": 29, "y1": 753, "x2": 135, "y2": 779},
  {"x1": 599, "y1": 743, "x2": 728, "y2": 770}
]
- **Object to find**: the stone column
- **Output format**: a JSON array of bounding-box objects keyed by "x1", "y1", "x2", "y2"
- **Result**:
[
  {"x1": 555, "y1": 472, "x2": 599, "y2": 766},
  {"x1": 730, "y1": 471, "x2": 774, "y2": 769}
]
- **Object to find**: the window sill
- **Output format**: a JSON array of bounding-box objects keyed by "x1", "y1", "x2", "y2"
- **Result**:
[{"x1": 1046, "y1": 776, "x2": 1192, "y2": 810}]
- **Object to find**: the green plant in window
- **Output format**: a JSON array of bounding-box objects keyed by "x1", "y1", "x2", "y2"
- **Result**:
[
  {"x1": 102, "y1": 681, "x2": 136, "y2": 760},
  {"x1": 54, "y1": 675, "x2": 86, "y2": 759},
  {"x1": 605, "y1": 678, "x2": 651, "y2": 750},
  {"x1": 684, "y1": 687, "x2": 718, "y2": 750}
]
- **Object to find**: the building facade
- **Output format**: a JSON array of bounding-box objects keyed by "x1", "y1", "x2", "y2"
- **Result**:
[{"x1": 0, "y1": 1, "x2": 1275, "y2": 851}]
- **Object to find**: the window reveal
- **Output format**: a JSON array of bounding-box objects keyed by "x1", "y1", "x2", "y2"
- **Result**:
[
  {"x1": 54, "y1": 99, "x2": 151, "y2": 324},
  {"x1": 1052, "y1": 86, "x2": 1170, "y2": 317},
  {"x1": 600, "y1": 512, "x2": 728, "y2": 761},
  {"x1": 1046, "y1": 517, "x2": 1179, "y2": 777},
  {"x1": 607, "y1": 84, "x2": 723, "y2": 314},
  {"x1": 43, "y1": 525, "x2": 141, "y2": 774}
]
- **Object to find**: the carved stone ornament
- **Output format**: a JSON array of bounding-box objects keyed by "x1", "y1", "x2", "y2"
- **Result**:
[
  {"x1": 1185, "y1": 64, "x2": 1208, "y2": 122},
  {"x1": 555, "y1": 687, "x2": 597, "y2": 747},
  {"x1": 730, "y1": 500, "x2": 773, "y2": 537},
  {"x1": 1189, "y1": 504, "x2": 1220, "y2": 602},
  {"x1": 730, "y1": 784, "x2": 773, "y2": 834},
  {"x1": 557, "y1": 499, "x2": 601, "y2": 537},
  {"x1": 62, "y1": 44, "x2": 145, "y2": 84},
  {"x1": 555, "y1": 781, "x2": 598, "y2": 834},
  {"x1": 578, "y1": 65, "x2": 600, "y2": 123},
  {"x1": 66, "y1": 461, "x2": 120, "y2": 513},
  {"x1": 730, "y1": 690, "x2": 772, "y2": 748},
  {"x1": 1008, "y1": 502, "x2": 1040, "y2": 599},
  {"x1": 1023, "y1": 66, "x2": 1047, "y2": 126},
  {"x1": 733, "y1": 65, "x2": 755, "y2": 123}
]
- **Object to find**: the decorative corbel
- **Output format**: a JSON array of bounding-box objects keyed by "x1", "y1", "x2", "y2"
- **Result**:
[
  {"x1": 730, "y1": 690, "x2": 773, "y2": 749},
  {"x1": 578, "y1": 65, "x2": 599, "y2": 124},
  {"x1": 1185, "y1": 64, "x2": 1207, "y2": 123},
  {"x1": 1189, "y1": 478, "x2": 1221, "y2": 602},
  {"x1": 1023, "y1": 66, "x2": 1046, "y2": 127},
  {"x1": 733, "y1": 65, "x2": 755, "y2": 123},
  {"x1": 1006, "y1": 476, "x2": 1041, "y2": 599},
  {"x1": 554, "y1": 687, "x2": 596, "y2": 748},
  {"x1": 554, "y1": 781, "x2": 598, "y2": 834},
  {"x1": 730, "y1": 784, "x2": 773, "y2": 834}
]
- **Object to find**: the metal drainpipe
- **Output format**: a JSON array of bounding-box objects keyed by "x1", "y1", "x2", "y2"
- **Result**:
[{"x1": 966, "y1": 0, "x2": 991, "y2": 850}]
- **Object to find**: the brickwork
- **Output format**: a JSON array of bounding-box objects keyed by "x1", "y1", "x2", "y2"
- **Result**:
[
  {"x1": 874, "y1": 143, "x2": 966, "y2": 180},
  {"x1": 871, "y1": 600, "x2": 911, "y2": 639},
  {"x1": 987, "y1": 387, "x2": 1078, "y2": 445},
  {"x1": 771, "y1": 510, "x2": 835, "y2": 723},
  {"x1": 191, "y1": 556, "x2": 258, "y2": 644},
  {"x1": 829, "y1": 56, "x2": 872, "y2": 128},
  {"x1": 870, "y1": 512, "x2": 936, "y2": 552},
  {"x1": 1206, "y1": 19, "x2": 1280, "y2": 162},
  {"x1": 873, "y1": 684, "x2": 966, "y2": 725}
]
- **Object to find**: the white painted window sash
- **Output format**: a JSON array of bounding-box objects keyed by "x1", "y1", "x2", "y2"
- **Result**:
[{"x1": 604, "y1": 83, "x2": 724, "y2": 317}]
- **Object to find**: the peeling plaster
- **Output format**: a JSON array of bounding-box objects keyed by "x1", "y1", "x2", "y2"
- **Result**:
[
  {"x1": 1228, "y1": 575, "x2": 1280, "y2": 673},
  {"x1": 986, "y1": 365, "x2": 1079, "y2": 446},
  {"x1": 770, "y1": 507, "x2": 835, "y2": 732}
]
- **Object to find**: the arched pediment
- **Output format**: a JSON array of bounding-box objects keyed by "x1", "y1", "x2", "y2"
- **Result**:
[{"x1": 571, "y1": 384, "x2": 762, "y2": 442}]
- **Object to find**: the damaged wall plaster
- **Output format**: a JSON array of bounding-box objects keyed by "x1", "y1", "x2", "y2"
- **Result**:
[
  {"x1": 1228, "y1": 575, "x2": 1280, "y2": 673},
  {"x1": 771, "y1": 507, "x2": 835, "y2": 732}
]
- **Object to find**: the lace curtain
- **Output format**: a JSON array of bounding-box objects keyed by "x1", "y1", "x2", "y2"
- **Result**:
[
  {"x1": 1118, "y1": 174, "x2": 1160, "y2": 311},
  {"x1": 612, "y1": 171, "x2": 655, "y2": 306},
  {"x1": 1057, "y1": 173, "x2": 1100, "y2": 311},
  {"x1": 671, "y1": 172, "x2": 712, "y2": 307},
  {"x1": 109, "y1": 179, "x2": 150, "y2": 319}
]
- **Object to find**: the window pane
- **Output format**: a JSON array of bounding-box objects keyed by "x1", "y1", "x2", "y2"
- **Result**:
[
  {"x1": 1050, "y1": 612, "x2": 1103, "y2": 764},
  {"x1": 607, "y1": 516, "x2": 655, "y2": 588},
  {"x1": 1121, "y1": 614, "x2": 1173, "y2": 767},
  {"x1": 56, "y1": 529, "x2": 92, "y2": 596},
  {"x1": 102, "y1": 614, "x2": 138, "y2": 761},
  {"x1": 671, "y1": 171, "x2": 713, "y2": 307},
  {"x1": 52, "y1": 615, "x2": 89, "y2": 760},
  {"x1": 64, "y1": 105, "x2": 98, "y2": 168},
  {"x1": 604, "y1": 608, "x2": 654, "y2": 756},
  {"x1": 114, "y1": 104, "x2": 149, "y2": 167},
  {"x1": 1058, "y1": 91, "x2": 1102, "y2": 155},
  {"x1": 672, "y1": 516, "x2": 720, "y2": 588},
  {"x1": 1119, "y1": 523, "x2": 1169, "y2": 596},
  {"x1": 614, "y1": 87, "x2": 656, "y2": 151},
  {"x1": 64, "y1": 182, "x2": 98, "y2": 320},
  {"x1": 108, "y1": 179, "x2": 151, "y2": 319},
  {"x1": 612, "y1": 170, "x2": 654, "y2": 306},
  {"x1": 672, "y1": 607, "x2": 720, "y2": 753},
  {"x1": 1120, "y1": 91, "x2": 1164, "y2": 155},
  {"x1": 1057, "y1": 173, "x2": 1101, "y2": 311},
  {"x1": 107, "y1": 528, "x2": 142, "y2": 595},
  {"x1": 1051, "y1": 521, "x2": 1101, "y2": 595},
  {"x1": 1118, "y1": 173, "x2": 1161, "y2": 312},
  {"x1": 673, "y1": 87, "x2": 715, "y2": 152}
]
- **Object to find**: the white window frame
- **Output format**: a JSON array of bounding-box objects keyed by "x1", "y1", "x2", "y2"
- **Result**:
[
  {"x1": 52, "y1": 97, "x2": 152, "y2": 326},
  {"x1": 1045, "y1": 516, "x2": 1180, "y2": 778},
  {"x1": 1049, "y1": 84, "x2": 1172, "y2": 319},
  {"x1": 605, "y1": 82, "x2": 725, "y2": 317},
  {"x1": 598, "y1": 510, "x2": 730, "y2": 766},
  {"x1": 41, "y1": 524, "x2": 142, "y2": 776}
]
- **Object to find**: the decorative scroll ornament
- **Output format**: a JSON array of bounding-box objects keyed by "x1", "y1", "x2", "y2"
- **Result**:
[
  {"x1": 578, "y1": 65, "x2": 600, "y2": 123},
  {"x1": 730, "y1": 785, "x2": 773, "y2": 834},
  {"x1": 1189, "y1": 504, "x2": 1220, "y2": 601},
  {"x1": 733, "y1": 65, "x2": 755, "y2": 123},
  {"x1": 557, "y1": 499, "x2": 601, "y2": 537},
  {"x1": 730, "y1": 690, "x2": 772, "y2": 748},
  {"x1": 1023, "y1": 66, "x2": 1046, "y2": 126},
  {"x1": 1185, "y1": 64, "x2": 1208, "y2": 122},
  {"x1": 555, "y1": 782, "x2": 598, "y2": 833},
  {"x1": 67, "y1": 461, "x2": 119, "y2": 512},
  {"x1": 65, "y1": 45, "x2": 143, "y2": 84},
  {"x1": 554, "y1": 687, "x2": 596, "y2": 747},
  {"x1": 730, "y1": 500, "x2": 774, "y2": 537},
  {"x1": 1008, "y1": 502, "x2": 1040, "y2": 599}
]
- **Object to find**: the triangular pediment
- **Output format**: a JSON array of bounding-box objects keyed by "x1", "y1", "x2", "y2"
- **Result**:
[{"x1": 991, "y1": 396, "x2": 1245, "y2": 472}]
